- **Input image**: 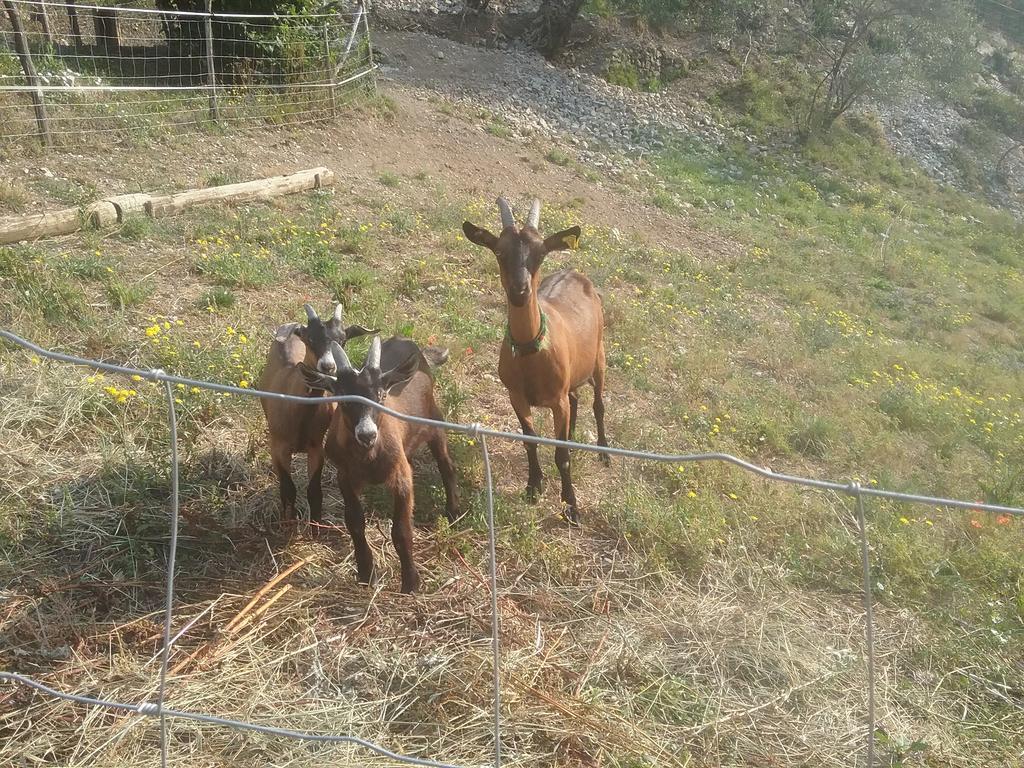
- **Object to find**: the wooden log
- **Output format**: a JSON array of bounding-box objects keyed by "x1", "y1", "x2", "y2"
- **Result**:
[
  {"x1": 145, "y1": 167, "x2": 334, "y2": 219},
  {"x1": 0, "y1": 202, "x2": 117, "y2": 245},
  {"x1": 0, "y1": 168, "x2": 331, "y2": 245},
  {"x1": 103, "y1": 193, "x2": 152, "y2": 221},
  {"x1": 2, "y1": 0, "x2": 52, "y2": 147}
]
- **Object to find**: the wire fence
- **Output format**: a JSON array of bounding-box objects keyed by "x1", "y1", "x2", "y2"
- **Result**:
[
  {"x1": 1, "y1": 326, "x2": 1023, "y2": 768},
  {"x1": 0, "y1": 0, "x2": 375, "y2": 146}
]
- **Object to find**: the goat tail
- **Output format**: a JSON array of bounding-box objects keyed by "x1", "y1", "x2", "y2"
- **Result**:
[{"x1": 421, "y1": 346, "x2": 450, "y2": 369}]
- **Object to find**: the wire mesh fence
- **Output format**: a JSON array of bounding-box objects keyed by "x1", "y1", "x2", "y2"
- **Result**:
[
  {"x1": 2, "y1": 327, "x2": 1023, "y2": 767},
  {"x1": 0, "y1": 0, "x2": 375, "y2": 146}
]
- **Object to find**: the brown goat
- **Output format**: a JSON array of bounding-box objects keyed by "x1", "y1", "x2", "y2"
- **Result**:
[
  {"x1": 258, "y1": 303, "x2": 374, "y2": 526},
  {"x1": 301, "y1": 336, "x2": 458, "y2": 593},
  {"x1": 463, "y1": 197, "x2": 608, "y2": 523}
]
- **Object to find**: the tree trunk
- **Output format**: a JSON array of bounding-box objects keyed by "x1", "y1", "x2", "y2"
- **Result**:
[{"x1": 528, "y1": 0, "x2": 585, "y2": 59}]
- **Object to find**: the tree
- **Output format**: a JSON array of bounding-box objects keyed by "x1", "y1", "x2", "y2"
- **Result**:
[
  {"x1": 801, "y1": 0, "x2": 977, "y2": 137},
  {"x1": 525, "y1": 0, "x2": 588, "y2": 58}
]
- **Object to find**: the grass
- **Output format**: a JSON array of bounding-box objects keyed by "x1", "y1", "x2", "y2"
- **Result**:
[
  {"x1": 0, "y1": 179, "x2": 29, "y2": 213},
  {"x1": 1, "y1": 94, "x2": 1023, "y2": 767},
  {"x1": 486, "y1": 120, "x2": 513, "y2": 138},
  {"x1": 544, "y1": 147, "x2": 573, "y2": 167}
]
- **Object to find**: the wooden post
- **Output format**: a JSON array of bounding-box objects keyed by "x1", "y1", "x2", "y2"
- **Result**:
[
  {"x1": 30, "y1": 2, "x2": 54, "y2": 47},
  {"x1": 2, "y1": 0, "x2": 52, "y2": 148},
  {"x1": 361, "y1": 1, "x2": 376, "y2": 91},
  {"x1": 323, "y1": 21, "x2": 336, "y2": 116},
  {"x1": 203, "y1": 0, "x2": 219, "y2": 122},
  {"x1": 65, "y1": 0, "x2": 81, "y2": 46}
]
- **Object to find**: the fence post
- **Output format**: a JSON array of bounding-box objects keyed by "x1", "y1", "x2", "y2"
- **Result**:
[
  {"x1": 203, "y1": 0, "x2": 220, "y2": 122},
  {"x1": 30, "y1": 1, "x2": 54, "y2": 47},
  {"x1": 478, "y1": 431, "x2": 502, "y2": 768},
  {"x1": 2, "y1": 0, "x2": 52, "y2": 148},
  {"x1": 361, "y1": 0, "x2": 376, "y2": 91},
  {"x1": 157, "y1": 378, "x2": 182, "y2": 768},
  {"x1": 323, "y1": 21, "x2": 336, "y2": 117},
  {"x1": 852, "y1": 483, "x2": 876, "y2": 768}
]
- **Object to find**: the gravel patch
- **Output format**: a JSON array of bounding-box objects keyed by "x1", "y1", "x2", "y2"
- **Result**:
[
  {"x1": 875, "y1": 93, "x2": 1024, "y2": 217},
  {"x1": 374, "y1": 30, "x2": 750, "y2": 170}
]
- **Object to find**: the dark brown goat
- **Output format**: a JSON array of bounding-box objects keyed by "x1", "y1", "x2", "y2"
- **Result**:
[
  {"x1": 463, "y1": 197, "x2": 608, "y2": 523},
  {"x1": 301, "y1": 336, "x2": 458, "y2": 593},
  {"x1": 258, "y1": 303, "x2": 374, "y2": 526}
]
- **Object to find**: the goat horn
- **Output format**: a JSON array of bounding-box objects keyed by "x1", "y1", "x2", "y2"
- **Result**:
[
  {"x1": 330, "y1": 340, "x2": 353, "y2": 372},
  {"x1": 303, "y1": 303, "x2": 318, "y2": 322},
  {"x1": 496, "y1": 197, "x2": 516, "y2": 230},
  {"x1": 365, "y1": 335, "x2": 382, "y2": 372},
  {"x1": 333, "y1": 302, "x2": 344, "y2": 322},
  {"x1": 526, "y1": 198, "x2": 541, "y2": 229}
]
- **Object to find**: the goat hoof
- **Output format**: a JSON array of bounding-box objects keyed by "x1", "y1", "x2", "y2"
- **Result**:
[
  {"x1": 400, "y1": 570, "x2": 421, "y2": 594},
  {"x1": 525, "y1": 484, "x2": 543, "y2": 503},
  {"x1": 562, "y1": 505, "x2": 581, "y2": 526},
  {"x1": 599, "y1": 452, "x2": 611, "y2": 467}
]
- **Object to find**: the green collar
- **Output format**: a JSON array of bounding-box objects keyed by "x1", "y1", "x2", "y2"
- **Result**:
[{"x1": 506, "y1": 311, "x2": 550, "y2": 357}]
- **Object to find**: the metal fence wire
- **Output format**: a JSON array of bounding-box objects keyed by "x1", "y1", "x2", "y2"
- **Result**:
[
  {"x1": 0, "y1": 0, "x2": 376, "y2": 146},
  {"x1": 1, "y1": 327, "x2": 1023, "y2": 768}
]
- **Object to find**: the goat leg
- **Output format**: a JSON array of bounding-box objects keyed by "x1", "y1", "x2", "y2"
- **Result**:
[
  {"x1": 389, "y1": 465, "x2": 420, "y2": 594},
  {"x1": 340, "y1": 480, "x2": 375, "y2": 586},
  {"x1": 428, "y1": 429, "x2": 460, "y2": 523},
  {"x1": 593, "y1": 348, "x2": 611, "y2": 466},
  {"x1": 270, "y1": 444, "x2": 297, "y2": 525},
  {"x1": 552, "y1": 397, "x2": 580, "y2": 525},
  {"x1": 511, "y1": 396, "x2": 544, "y2": 501},
  {"x1": 568, "y1": 391, "x2": 579, "y2": 439},
  {"x1": 306, "y1": 442, "x2": 326, "y2": 531}
]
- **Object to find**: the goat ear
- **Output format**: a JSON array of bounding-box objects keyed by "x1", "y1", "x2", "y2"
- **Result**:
[
  {"x1": 381, "y1": 352, "x2": 420, "y2": 393},
  {"x1": 343, "y1": 324, "x2": 377, "y2": 342},
  {"x1": 462, "y1": 221, "x2": 498, "y2": 251},
  {"x1": 274, "y1": 322, "x2": 302, "y2": 343},
  {"x1": 298, "y1": 362, "x2": 337, "y2": 393},
  {"x1": 543, "y1": 226, "x2": 581, "y2": 253},
  {"x1": 421, "y1": 346, "x2": 449, "y2": 369}
]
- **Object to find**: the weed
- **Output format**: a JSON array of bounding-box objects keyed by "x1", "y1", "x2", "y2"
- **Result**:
[
  {"x1": 486, "y1": 121, "x2": 512, "y2": 139},
  {"x1": 0, "y1": 247, "x2": 87, "y2": 325},
  {"x1": 378, "y1": 171, "x2": 401, "y2": 188},
  {"x1": 199, "y1": 286, "x2": 236, "y2": 311},
  {"x1": 545, "y1": 148, "x2": 572, "y2": 167},
  {"x1": 205, "y1": 171, "x2": 243, "y2": 187},
  {"x1": 0, "y1": 179, "x2": 29, "y2": 213},
  {"x1": 117, "y1": 215, "x2": 152, "y2": 242},
  {"x1": 105, "y1": 279, "x2": 151, "y2": 310},
  {"x1": 61, "y1": 251, "x2": 114, "y2": 281},
  {"x1": 33, "y1": 176, "x2": 96, "y2": 206}
]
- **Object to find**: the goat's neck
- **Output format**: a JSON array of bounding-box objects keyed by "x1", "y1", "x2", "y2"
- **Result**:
[{"x1": 506, "y1": 291, "x2": 543, "y2": 345}]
